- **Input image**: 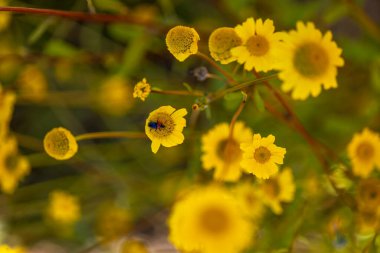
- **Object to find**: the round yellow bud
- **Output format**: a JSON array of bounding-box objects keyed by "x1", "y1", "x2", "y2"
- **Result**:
[
  {"x1": 165, "y1": 25, "x2": 200, "y2": 62},
  {"x1": 209, "y1": 27, "x2": 242, "y2": 64},
  {"x1": 43, "y1": 127, "x2": 78, "y2": 160}
]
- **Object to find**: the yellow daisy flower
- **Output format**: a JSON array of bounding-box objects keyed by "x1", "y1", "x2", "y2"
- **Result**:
[
  {"x1": 260, "y1": 168, "x2": 295, "y2": 215},
  {"x1": 233, "y1": 181, "x2": 265, "y2": 220},
  {"x1": 43, "y1": 127, "x2": 78, "y2": 160},
  {"x1": 347, "y1": 128, "x2": 380, "y2": 178},
  {"x1": 47, "y1": 190, "x2": 80, "y2": 225},
  {"x1": 277, "y1": 22, "x2": 344, "y2": 100},
  {"x1": 0, "y1": 136, "x2": 30, "y2": 194},
  {"x1": 166, "y1": 26, "x2": 200, "y2": 62},
  {"x1": 231, "y1": 17, "x2": 284, "y2": 72},
  {"x1": 208, "y1": 27, "x2": 242, "y2": 64},
  {"x1": 17, "y1": 65, "x2": 48, "y2": 102},
  {"x1": 240, "y1": 133, "x2": 286, "y2": 179},
  {"x1": 168, "y1": 185, "x2": 255, "y2": 253},
  {"x1": 145, "y1": 106, "x2": 187, "y2": 154},
  {"x1": 201, "y1": 122, "x2": 252, "y2": 181},
  {"x1": 133, "y1": 78, "x2": 151, "y2": 101},
  {"x1": 0, "y1": 88, "x2": 16, "y2": 139},
  {"x1": 0, "y1": 245, "x2": 25, "y2": 253}
]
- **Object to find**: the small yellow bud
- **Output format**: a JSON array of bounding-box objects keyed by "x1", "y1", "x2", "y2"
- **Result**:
[
  {"x1": 43, "y1": 127, "x2": 78, "y2": 160},
  {"x1": 165, "y1": 25, "x2": 200, "y2": 62}
]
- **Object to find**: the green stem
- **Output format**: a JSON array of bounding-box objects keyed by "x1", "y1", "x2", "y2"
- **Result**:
[{"x1": 75, "y1": 131, "x2": 146, "y2": 141}]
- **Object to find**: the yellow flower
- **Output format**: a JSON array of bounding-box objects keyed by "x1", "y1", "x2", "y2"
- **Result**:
[
  {"x1": 277, "y1": 22, "x2": 344, "y2": 100},
  {"x1": 0, "y1": 245, "x2": 25, "y2": 253},
  {"x1": 43, "y1": 127, "x2": 78, "y2": 160},
  {"x1": 97, "y1": 76, "x2": 134, "y2": 116},
  {"x1": 0, "y1": 136, "x2": 30, "y2": 194},
  {"x1": 0, "y1": 0, "x2": 11, "y2": 32},
  {"x1": 260, "y1": 168, "x2": 295, "y2": 215},
  {"x1": 231, "y1": 18, "x2": 284, "y2": 72},
  {"x1": 240, "y1": 133, "x2": 286, "y2": 179},
  {"x1": 166, "y1": 26, "x2": 200, "y2": 62},
  {"x1": 0, "y1": 88, "x2": 16, "y2": 139},
  {"x1": 233, "y1": 181, "x2": 265, "y2": 220},
  {"x1": 133, "y1": 78, "x2": 151, "y2": 101},
  {"x1": 96, "y1": 204, "x2": 131, "y2": 241},
  {"x1": 201, "y1": 122, "x2": 252, "y2": 181},
  {"x1": 47, "y1": 190, "x2": 80, "y2": 225},
  {"x1": 17, "y1": 65, "x2": 48, "y2": 102},
  {"x1": 168, "y1": 185, "x2": 255, "y2": 253},
  {"x1": 208, "y1": 27, "x2": 242, "y2": 64},
  {"x1": 119, "y1": 239, "x2": 148, "y2": 253},
  {"x1": 347, "y1": 128, "x2": 380, "y2": 178},
  {"x1": 145, "y1": 106, "x2": 187, "y2": 154}
]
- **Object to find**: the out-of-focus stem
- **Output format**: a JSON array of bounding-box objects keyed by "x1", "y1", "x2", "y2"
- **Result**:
[
  {"x1": 151, "y1": 88, "x2": 204, "y2": 96},
  {"x1": 75, "y1": 131, "x2": 146, "y2": 141}
]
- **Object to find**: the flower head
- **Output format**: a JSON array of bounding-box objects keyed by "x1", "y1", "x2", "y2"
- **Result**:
[
  {"x1": 0, "y1": 245, "x2": 25, "y2": 253},
  {"x1": 201, "y1": 122, "x2": 252, "y2": 181},
  {"x1": 240, "y1": 133, "x2": 286, "y2": 179},
  {"x1": 231, "y1": 18, "x2": 284, "y2": 72},
  {"x1": 277, "y1": 22, "x2": 344, "y2": 100},
  {"x1": 166, "y1": 26, "x2": 200, "y2": 62},
  {"x1": 260, "y1": 168, "x2": 295, "y2": 214},
  {"x1": 133, "y1": 78, "x2": 151, "y2": 101},
  {"x1": 347, "y1": 128, "x2": 380, "y2": 178},
  {"x1": 43, "y1": 127, "x2": 78, "y2": 160},
  {"x1": 17, "y1": 65, "x2": 48, "y2": 102},
  {"x1": 209, "y1": 27, "x2": 242, "y2": 64},
  {"x1": 47, "y1": 190, "x2": 80, "y2": 225},
  {"x1": 145, "y1": 106, "x2": 187, "y2": 153},
  {"x1": 168, "y1": 185, "x2": 255, "y2": 253},
  {"x1": 233, "y1": 181, "x2": 265, "y2": 220}
]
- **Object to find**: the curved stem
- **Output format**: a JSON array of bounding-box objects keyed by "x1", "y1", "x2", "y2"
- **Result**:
[{"x1": 75, "y1": 131, "x2": 146, "y2": 141}]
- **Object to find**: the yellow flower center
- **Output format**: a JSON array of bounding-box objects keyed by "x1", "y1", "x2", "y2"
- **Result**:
[
  {"x1": 217, "y1": 138, "x2": 241, "y2": 164},
  {"x1": 45, "y1": 131, "x2": 70, "y2": 156},
  {"x1": 356, "y1": 142, "x2": 375, "y2": 161},
  {"x1": 293, "y1": 42, "x2": 329, "y2": 77},
  {"x1": 166, "y1": 26, "x2": 198, "y2": 54},
  {"x1": 5, "y1": 153, "x2": 19, "y2": 172},
  {"x1": 199, "y1": 206, "x2": 230, "y2": 235},
  {"x1": 147, "y1": 112, "x2": 175, "y2": 138},
  {"x1": 246, "y1": 35, "x2": 269, "y2": 56},
  {"x1": 254, "y1": 146, "x2": 271, "y2": 163}
]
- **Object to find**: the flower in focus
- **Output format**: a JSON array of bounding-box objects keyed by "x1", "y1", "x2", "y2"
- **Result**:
[
  {"x1": 96, "y1": 203, "x2": 131, "y2": 241},
  {"x1": 0, "y1": 136, "x2": 30, "y2": 194},
  {"x1": 260, "y1": 168, "x2": 295, "y2": 214},
  {"x1": 209, "y1": 27, "x2": 242, "y2": 64},
  {"x1": 166, "y1": 26, "x2": 200, "y2": 62},
  {"x1": 233, "y1": 181, "x2": 265, "y2": 220},
  {"x1": 43, "y1": 127, "x2": 78, "y2": 160},
  {"x1": 133, "y1": 78, "x2": 151, "y2": 101},
  {"x1": 347, "y1": 128, "x2": 380, "y2": 178},
  {"x1": 240, "y1": 133, "x2": 286, "y2": 179},
  {"x1": 201, "y1": 122, "x2": 252, "y2": 181},
  {"x1": 145, "y1": 106, "x2": 187, "y2": 153},
  {"x1": 0, "y1": 0, "x2": 11, "y2": 32},
  {"x1": 231, "y1": 18, "x2": 284, "y2": 72},
  {"x1": 17, "y1": 65, "x2": 48, "y2": 102},
  {"x1": 0, "y1": 87, "x2": 16, "y2": 139},
  {"x1": 0, "y1": 244, "x2": 25, "y2": 253},
  {"x1": 168, "y1": 185, "x2": 255, "y2": 253},
  {"x1": 47, "y1": 190, "x2": 80, "y2": 225},
  {"x1": 277, "y1": 22, "x2": 344, "y2": 100}
]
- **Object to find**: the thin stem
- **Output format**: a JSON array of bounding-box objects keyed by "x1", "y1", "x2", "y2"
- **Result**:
[
  {"x1": 151, "y1": 88, "x2": 204, "y2": 97},
  {"x1": 228, "y1": 92, "x2": 247, "y2": 139},
  {"x1": 75, "y1": 131, "x2": 146, "y2": 141},
  {"x1": 86, "y1": 0, "x2": 97, "y2": 14}
]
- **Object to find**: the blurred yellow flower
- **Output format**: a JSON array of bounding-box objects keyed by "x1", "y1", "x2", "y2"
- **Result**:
[
  {"x1": 168, "y1": 185, "x2": 255, "y2": 253},
  {"x1": 0, "y1": 87, "x2": 16, "y2": 139},
  {"x1": 240, "y1": 133, "x2": 286, "y2": 179},
  {"x1": 0, "y1": 136, "x2": 30, "y2": 194},
  {"x1": 97, "y1": 76, "x2": 134, "y2": 116},
  {"x1": 166, "y1": 26, "x2": 200, "y2": 62},
  {"x1": 208, "y1": 27, "x2": 242, "y2": 64},
  {"x1": 119, "y1": 239, "x2": 148, "y2": 253},
  {"x1": 261, "y1": 168, "x2": 295, "y2": 214},
  {"x1": 133, "y1": 78, "x2": 151, "y2": 101},
  {"x1": 0, "y1": 244, "x2": 25, "y2": 253},
  {"x1": 17, "y1": 65, "x2": 48, "y2": 102},
  {"x1": 231, "y1": 18, "x2": 284, "y2": 72},
  {"x1": 278, "y1": 22, "x2": 344, "y2": 100},
  {"x1": 0, "y1": 0, "x2": 11, "y2": 32},
  {"x1": 96, "y1": 204, "x2": 131, "y2": 241},
  {"x1": 43, "y1": 127, "x2": 78, "y2": 160},
  {"x1": 233, "y1": 181, "x2": 265, "y2": 220},
  {"x1": 145, "y1": 106, "x2": 187, "y2": 153},
  {"x1": 47, "y1": 190, "x2": 80, "y2": 225},
  {"x1": 201, "y1": 122, "x2": 252, "y2": 181},
  {"x1": 347, "y1": 128, "x2": 380, "y2": 178}
]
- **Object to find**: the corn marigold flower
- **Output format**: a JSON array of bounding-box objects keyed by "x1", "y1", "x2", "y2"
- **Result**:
[
  {"x1": 133, "y1": 78, "x2": 151, "y2": 101},
  {"x1": 166, "y1": 26, "x2": 200, "y2": 62},
  {"x1": 231, "y1": 18, "x2": 284, "y2": 72},
  {"x1": 277, "y1": 22, "x2": 344, "y2": 100},
  {"x1": 232, "y1": 181, "x2": 265, "y2": 220},
  {"x1": 201, "y1": 122, "x2": 252, "y2": 181},
  {"x1": 17, "y1": 65, "x2": 48, "y2": 102},
  {"x1": 240, "y1": 133, "x2": 286, "y2": 179},
  {"x1": 47, "y1": 190, "x2": 80, "y2": 225},
  {"x1": 43, "y1": 127, "x2": 78, "y2": 160},
  {"x1": 209, "y1": 27, "x2": 242, "y2": 64},
  {"x1": 347, "y1": 128, "x2": 380, "y2": 178},
  {"x1": 168, "y1": 185, "x2": 255, "y2": 253},
  {"x1": 0, "y1": 88, "x2": 16, "y2": 139},
  {"x1": 0, "y1": 136, "x2": 30, "y2": 194},
  {"x1": 0, "y1": 0, "x2": 11, "y2": 32},
  {"x1": 260, "y1": 168, "x2": 295, "y2": 215},
  {"x1": 0, "y1": 245, "x2": 25, "y2": 253},
  {"x1": 145, "y1": 106, "x2": 187, "y2": 154}
]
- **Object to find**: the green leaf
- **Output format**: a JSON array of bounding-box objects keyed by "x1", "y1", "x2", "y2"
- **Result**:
[
  {"x1": 223, "y1": 92, "x2": 242, "y2": 111},
  {"x1": 182, "y1": 82, "x2": 193, "y2": 92},
  {"x1": 44, "y1": 40, "x2": 77, "y2": 57}
]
